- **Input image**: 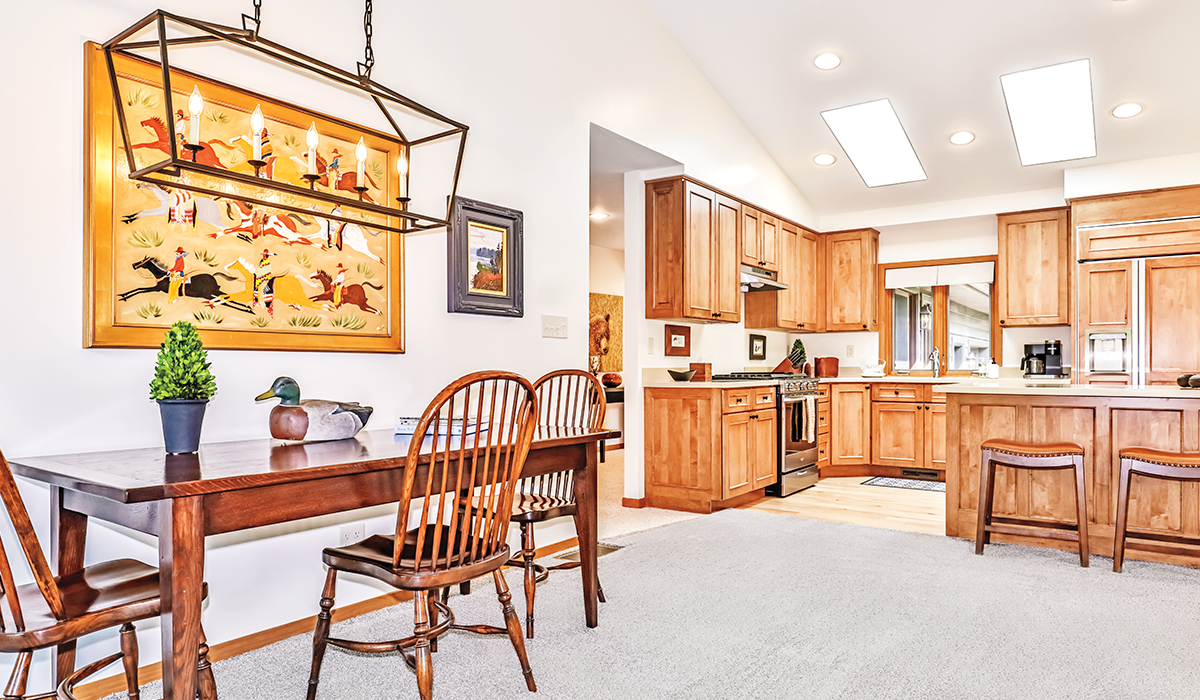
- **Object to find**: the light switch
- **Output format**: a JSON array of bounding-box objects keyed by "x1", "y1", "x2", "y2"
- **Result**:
[
  {"x1": 648, "y1": 337, "x2": 655, "y2": 354},
  {"x1": 541, "y1": 314, "x2": 568, "y2": 339}
]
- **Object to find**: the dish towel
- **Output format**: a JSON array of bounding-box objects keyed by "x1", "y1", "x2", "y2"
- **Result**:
[
  {"x1": 803, "y1": 395, "x2": 818, "y2": 444},
  {"x1": 791, "y1": 399, "x2": 803, "y2": 443}
]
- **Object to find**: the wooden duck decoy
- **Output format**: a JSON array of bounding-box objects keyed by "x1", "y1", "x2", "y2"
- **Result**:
[{"x1": 255, "y1": 376, "x2": 373, "y2": 441}]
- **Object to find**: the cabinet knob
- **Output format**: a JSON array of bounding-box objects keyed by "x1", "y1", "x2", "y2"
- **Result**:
[
  {"x1": 893, "y1": 390, "x2": 899, "y2": 395},
  {"x1": 1000, "y1": 320, "x2": 1006, "y2": 325},
  {"x1": 862, "y1": 324, "x2": 867, "y2": 329}
]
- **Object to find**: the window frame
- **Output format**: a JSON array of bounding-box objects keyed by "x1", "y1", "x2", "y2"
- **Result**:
[{"x1": 878, "y1": 255, "x2": 1002, "y2": 377}]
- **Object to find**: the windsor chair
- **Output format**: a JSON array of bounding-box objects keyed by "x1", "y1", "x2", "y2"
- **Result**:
[
  {"x1": 0, "y1": 448, "x2": 213, "y2": 700},
  {"x1": 306, "y1": 371, "x2": 539, "y2": 700}
]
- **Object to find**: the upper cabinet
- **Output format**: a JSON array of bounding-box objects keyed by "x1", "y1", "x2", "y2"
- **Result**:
[
  {"x1": 824, "y1": 229, "x2": 879, "y2": 332},
  {"x1": 744, "y1": 221, "x2": 821, "y2": 332},
  {"x1": 996, "y1": 208, "x2": 1071, "y2": 327},
  {"x1": 645, "y1": 177, "x2": 741, "y2": 324},
  {"x1": 1073, "y1": 184, "x2": 1200, "y2": 261},
  {"x1": 741, "y1": 206, "x2": 779, "y2": 272}
]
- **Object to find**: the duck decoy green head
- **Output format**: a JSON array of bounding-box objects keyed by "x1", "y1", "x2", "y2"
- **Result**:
[{"x1": 255, "y1": 376, "x2": 301, "y2": 406}]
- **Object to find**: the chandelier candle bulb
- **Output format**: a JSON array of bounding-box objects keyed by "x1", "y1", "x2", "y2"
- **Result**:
[
  {"x1": 187, "y1": 86, "x2": 202, "y2": 145},
  {"x1": 396, "y1": 154, "x2": 408, "y2": 198},
  {"x1": 250, "y1": 105, "x2": 264, "y2": 162},
  {"x1": 306, "y1": 123, "x2": 319, "y2": 175},
  {"x1": 355, "y1": 137, "x2": 367, "y2": 188}
]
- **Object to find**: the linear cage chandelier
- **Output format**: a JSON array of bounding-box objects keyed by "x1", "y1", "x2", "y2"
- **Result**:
[{"x1": 103, "y1": 1, "x2": 468, "y2": 235}]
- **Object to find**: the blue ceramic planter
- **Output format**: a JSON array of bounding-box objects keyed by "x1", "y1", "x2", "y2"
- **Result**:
[{"x1": 158, "y1": 399, "x2": 208, "y2": 454}]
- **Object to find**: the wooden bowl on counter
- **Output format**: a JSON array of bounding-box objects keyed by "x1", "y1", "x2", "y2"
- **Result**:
[{"x1": 1178, "y1": 374, "x2": 1194, "y2": 387}]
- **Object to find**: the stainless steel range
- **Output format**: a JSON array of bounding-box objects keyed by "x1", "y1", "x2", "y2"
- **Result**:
[{"x1": 711, "y1": 373, "x2": 820, "y2": 496}]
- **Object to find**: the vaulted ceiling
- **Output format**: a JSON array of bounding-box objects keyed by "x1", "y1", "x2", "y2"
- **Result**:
[{"x1": 637, "y1": 0, "x2": 1200, "y2": 216}]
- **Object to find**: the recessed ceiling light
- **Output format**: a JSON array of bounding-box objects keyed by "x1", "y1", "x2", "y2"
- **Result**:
[
  {"x1": 949, "y1": 131, "x2": 976, "y2": 145},
  {"x1": 1000, "y1": 59, "x2": 1096, "y2": 166},
  {"x1": 589, "y1": 212, "x2": 609, "y2": 220},
  {"x1": 1111, "y1": 102, "x2": 1143, "y2": 119},
  {"x1": 813, "y1": 153, "x2": 836, "y2": 166},
  {"x1": 814, "y1": 53, "x2": 841, "y2": 70},
  {"x1": 820, "y1": 99, "x2": 927, "y2": 187}
]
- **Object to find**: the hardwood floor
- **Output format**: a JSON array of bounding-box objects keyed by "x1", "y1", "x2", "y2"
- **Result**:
[{"x1": 742, "y1": 477, "x2": 946, "y2": 536}]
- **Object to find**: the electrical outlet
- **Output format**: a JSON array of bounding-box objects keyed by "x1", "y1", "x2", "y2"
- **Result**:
[
  {"x1": 648, "y1": 336, "x2": 655, "y2": 354},
  {"x1": 541, "y1": 314, "x2": 568, "y2": 339},
  {"x1": 339, "y1": 522, "x2": 366, "y2": 547},
  {"x1": 846, "y1": 345, "x2": 855, "y2": 358}
]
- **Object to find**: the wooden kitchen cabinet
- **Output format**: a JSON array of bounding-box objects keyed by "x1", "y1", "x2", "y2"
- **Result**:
[
  {"x1": 824, "y1": 229, "x2": 879, "y2": 331},
  {"x1": 644, "y1": 384, "x2": 777, "y2": 512},
  {"x1": 1073, "y1": 184, "x2": 1200, "y2": 261},
  {"x1": 926, "y1": 402, "x2": 946, "y2": 470},
  {"x1": 1144, "y1": 255, "x2": 1200, "y2": 385},
  {"x1": 872, "y1": 401, "x2": 924, "y2": 469},
  {"x1": 741, "y1": 206, "x2": 779, "y2": 272},
  {"x1": 1075, "y1": 259, "x2": 1134, "y2": 383},
  {"x1": 645, "y1": 177, "x2": 741, "y2": 323},
  {"x1": 830, "y1": 383, "x2": 871, "y2": 465},
  {"x1": 744, "y1": 222, "x2": 821, "y2": 332},
  {"x1": 996, "y1": 208, "x2": 1071, "y2": 326}
]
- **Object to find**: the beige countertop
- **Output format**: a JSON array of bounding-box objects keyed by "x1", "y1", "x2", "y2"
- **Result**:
[
  {"x1": 939, "y1": 382, "x2": 1200, "y2": 399},
  {"x1": 643, "y1": 380, "x2": 776, "y2": 389},
  {"x1": 821, "y1": 376, "x2": 1071, "y2": 387}
]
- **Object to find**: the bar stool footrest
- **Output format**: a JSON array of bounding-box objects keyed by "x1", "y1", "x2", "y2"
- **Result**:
[
  {"x1": 985, "y1": 522, "x2": 1081, "y2": 543},
  {"x1": 989, "y1": 516, "x2": 1080, "y2": 532}
]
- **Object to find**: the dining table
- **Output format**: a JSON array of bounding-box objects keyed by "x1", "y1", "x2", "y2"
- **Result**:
[{"x1": 10, "y1": 425, "x2": 616, "y2": 699}]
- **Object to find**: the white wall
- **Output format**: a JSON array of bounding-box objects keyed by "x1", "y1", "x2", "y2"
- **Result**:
[
  {"x1": 0, "y1": 0, "x2": 821, "y2": 687},
  {"x1": 1064, "y1": 151, "x2": 1200, "y2": 200},
  {"x1": 589, "y1": 245, "x2": 626, "y2": 296}
]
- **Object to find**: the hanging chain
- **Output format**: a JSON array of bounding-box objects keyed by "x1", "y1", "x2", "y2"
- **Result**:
[
  {"x1": 358, "y1": 0, "x2": 375, "y2": 80},
  {"x1": 253, "y1": 0, "x2": 262, "y2": 26},
  {"x1": 243, "y1": 0, "x2": 263, "y2": 37}
]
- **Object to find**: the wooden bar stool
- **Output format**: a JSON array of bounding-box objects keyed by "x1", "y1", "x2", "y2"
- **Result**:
[
  {"x1": 1113, "y1": 448, "x2": 1200, "y2": 573},
  {"x1": 975, "y1": 438, "x2": 1089, "y2": 567}
]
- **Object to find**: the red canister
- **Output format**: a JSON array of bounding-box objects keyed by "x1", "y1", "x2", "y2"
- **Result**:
[{"x1": 814, "y1": 357, "x2": 840, "y2": 378}]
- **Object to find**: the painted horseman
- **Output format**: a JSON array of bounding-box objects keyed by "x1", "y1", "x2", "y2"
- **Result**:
[
  {"x1": 332, "y1": 262, "x2": 346, "y2": 307},
  {"x1": 167, "y1": 247, "x2": 188, "y2": 303},
  {"x1": 327, "y1": 149, "x2": 342, "y2": 190},
  {"x1": 254, "y1": 249, "x2": 277, "y2": 315}
]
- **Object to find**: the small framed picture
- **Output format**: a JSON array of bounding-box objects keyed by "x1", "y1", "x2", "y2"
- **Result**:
[
  {"x1": 749, "y1": 334, "x2": 766, "y2": 361},
  {"x1": 664, "y1": 324, "x2": 691, "y2": 357},
  {"x1": 448, "y1": 197, "x2": 524, "y2": 317}
]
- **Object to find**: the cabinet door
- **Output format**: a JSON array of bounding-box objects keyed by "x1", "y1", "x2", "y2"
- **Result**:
[
  {"x1": 722, "y1": 411, "x2": 753, "y2": 499},
  {"x1": 872, "y1": 401, "x2": 924, "y2": 468},
  {"x1": 759, "y1": 213, "x2": 779, "y2": 272},
  {"x1": 925, "y1": 403, "x2": 946, "y2": 470},
  {"x1": 1144, "y1": 255, "x2": 1200, "y2": 385},
  {"x1": 741, "y1": 206, "x2": 761, "y2": 268},
  {"x1": 831, "y1": 384, "x2": 871, "y2": 465},
  {"x1": 997, "y1": 208, "x2": 1070, "y2": 326},
  {"x1": 775, "y1": 222, "x2": 797, "y2": 328},
  {"x1": 714, "y1": 194, "x2": 742, "y2": 322},
  {"x1": 682, "y1": 181, "x2": 718, "y2": 320},
  {"x1": 795, "y1": 230, "x2": 819, "y2": 331},
  {"x1": 752, "y1": 411, "x2": 778, "y2": 489},
  {"x1": 825, "y1": 230, "x2": 878, "y2": 331}
]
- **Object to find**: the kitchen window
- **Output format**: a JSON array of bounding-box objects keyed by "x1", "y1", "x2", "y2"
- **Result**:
[{"x1": 881, "y1": 257, "x2": 1000, "y2": 375}]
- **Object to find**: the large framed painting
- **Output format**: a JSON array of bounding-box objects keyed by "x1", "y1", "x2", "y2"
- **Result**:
[
  {"x1": 83, "y1": 42, "x2": 406, "y2": 353},
  {"x1": 447, "y1": 197, "x2": 524, "y2": 317}
]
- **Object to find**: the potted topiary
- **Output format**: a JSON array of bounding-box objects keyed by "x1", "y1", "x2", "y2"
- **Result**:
[{"x1": 150, "y1": 321, "x2": 217, "y2": 454}]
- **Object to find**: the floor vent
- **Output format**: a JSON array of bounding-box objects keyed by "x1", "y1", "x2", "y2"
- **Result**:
[{"x1": 901, "y1": 469, "x2": 941, "y2": 481}]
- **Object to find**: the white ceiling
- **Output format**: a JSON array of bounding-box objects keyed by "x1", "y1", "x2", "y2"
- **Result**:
[
  {"x1": 589, "y1": 124, "x2": 680, "y2": 250},
  {"x1": 635, "y1": 0, "x2": 1200, "y2": 216}
]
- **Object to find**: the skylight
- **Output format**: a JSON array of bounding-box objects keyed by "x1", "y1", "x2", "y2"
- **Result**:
[
  {"x1": 820, "y1": 99, "x2": 927, "y2": 187},
  {"x1": 1000, "y1": 59, "x2": 1096, "y2": 166}
]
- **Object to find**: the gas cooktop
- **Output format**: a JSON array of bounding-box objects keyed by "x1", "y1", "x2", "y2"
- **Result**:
[{"x1": 711, "y1": 372, "x2": 811, "y2": 381}]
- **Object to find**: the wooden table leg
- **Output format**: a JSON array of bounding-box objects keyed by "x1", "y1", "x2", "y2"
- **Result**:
[
  {"x1": 574, "y1": 443, "x2": 599, "y2": 628},
  {"x1": 50, "y1": 485, "x2": 87, "y2": 686},
  {"x1": 160, "y1": 496, "x2": 206, "y2": 700}
]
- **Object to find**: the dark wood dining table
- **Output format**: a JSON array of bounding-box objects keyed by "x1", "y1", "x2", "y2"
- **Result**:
[{"x1": 10, "y1": 426, "x2": 616, "y2": 699}]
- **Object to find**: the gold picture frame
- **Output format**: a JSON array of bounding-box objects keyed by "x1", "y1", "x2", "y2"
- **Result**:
[{"x1": 84, "y1": 42, "x2": 405, "y2": 353}]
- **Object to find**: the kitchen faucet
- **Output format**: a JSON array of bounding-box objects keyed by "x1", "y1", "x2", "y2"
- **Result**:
[{"x1": 929, "y1": 347, "x2": 942, "y2": 378}]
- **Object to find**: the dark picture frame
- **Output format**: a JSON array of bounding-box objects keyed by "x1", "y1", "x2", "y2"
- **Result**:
[
  {"x1": 749, "y1": 333, "x2": 767, "y2": 361},
  {"x1": 448, "y1": 197, "x2": 524, "y2": 316},
  {"x1": 664, "y1": 324, "x2": 691, "y2": 357}
]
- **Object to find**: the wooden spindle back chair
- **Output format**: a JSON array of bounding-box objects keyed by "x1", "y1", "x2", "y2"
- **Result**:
[
  {"x1": 503, "y1": 369, "x2": 607, "y2": 639},
  {"x1": 0, "y1": 449, "x2": 213, "y2": 700},
  {"x1": 307, "y1": 371, "x2": 539, "y2": 700}
]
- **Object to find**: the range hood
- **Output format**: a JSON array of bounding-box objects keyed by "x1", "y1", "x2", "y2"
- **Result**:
[{"x1": 740, "y1": 264, "x2": 788, "y2": 293}]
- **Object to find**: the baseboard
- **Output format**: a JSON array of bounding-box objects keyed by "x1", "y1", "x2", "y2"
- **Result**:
[
  {"x1": 74, "y1": 535, "x2": 581, "y2": 700},
  {"x1": 621, "y1": 497, "x2": 648, "y2": 509},
  {"x1": 819, "y1": 464, "x2": 945, "y2": 481}
]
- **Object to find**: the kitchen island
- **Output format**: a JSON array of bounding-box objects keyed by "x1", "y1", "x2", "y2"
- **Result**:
[{"x1": 941, "y1": 383, "x2": 1200, "y2": 567}]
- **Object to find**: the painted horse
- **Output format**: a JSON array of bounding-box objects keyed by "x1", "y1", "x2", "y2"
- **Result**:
[
  {"x1": 321, "y1": 207, "x2": 383, "y2": 262},
  {"x1": 122, "y1": 183, "x2": 228, "y2": 228},
  {"x1": 219, "y1": 257, "x2": 324, "y2": 316},
  {"x1": 131, "y1": 117, "x2": 232, "y2": 169},
  {"x1": 309, "y1": 269, "x2": 383, "y2": 315},
  {"x1": 211, "y1": 202, "x2": 320, "y2": 246},
  {"x1": 118, "y1": 256, "x2": 252, "y2": 313}
]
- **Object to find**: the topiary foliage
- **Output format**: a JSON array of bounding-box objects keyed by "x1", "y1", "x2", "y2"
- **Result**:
[
  {"x1": 789, "y1": 338, "x2": 808, "y2": 369},
  {"x1": 150, "y1": 321, "x2": 217, "y2": 401}
]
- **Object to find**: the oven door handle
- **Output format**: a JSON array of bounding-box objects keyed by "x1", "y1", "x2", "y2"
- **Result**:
[{"x1": 781, "y1": 395, "x2": 816, "y2": 403}]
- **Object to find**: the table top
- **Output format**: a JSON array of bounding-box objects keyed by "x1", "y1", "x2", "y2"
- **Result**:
[{"x1": 10, "y1": 427, "x2": 617, "y2": 505}]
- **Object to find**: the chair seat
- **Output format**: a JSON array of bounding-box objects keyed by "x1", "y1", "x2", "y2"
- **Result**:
[
  {"x1": 0, "y1": 559, "x2": 164, "y2": 652},
  {"x1": 1119, "y1": 448, "x2": 1200, "y2": 469},
  {"x1": 981, "y1": 439, "x2": 1084, "y2": 458},
  {"x1": 510, "y1": 493, "x2": 576, "y2": 523},
  {"x1": 323, "y1": 526, "x2": 511, "y2": 589}
]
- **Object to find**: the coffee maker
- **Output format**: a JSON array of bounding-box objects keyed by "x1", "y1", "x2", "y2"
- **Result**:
[{"x1": 1022, "y1": 341, "x2": 1067, "y2": 379}]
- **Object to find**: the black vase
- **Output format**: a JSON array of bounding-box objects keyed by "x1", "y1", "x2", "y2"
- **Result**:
[{"x1": 157, "y1": 399, "x2": 208, "y2": 454}]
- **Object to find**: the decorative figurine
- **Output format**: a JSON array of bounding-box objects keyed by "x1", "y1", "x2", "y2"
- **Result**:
[{"x1": 254, "y1": 376, "x2": 373, "y2": 441}]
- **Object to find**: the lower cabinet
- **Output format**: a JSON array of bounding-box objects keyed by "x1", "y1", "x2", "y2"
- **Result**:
[
  {"x1": 831, "y1": 384, "x2": 871, "y2": 464},
  {"x1": 872, "y1": 400, "x2": 945, "y2": 471},
  {"x1": 825, "y1": 382, "x2": 947, "y2": 478},
  {"x1": 644, "y1": 385, "x2": 778, "y2": 513}
]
